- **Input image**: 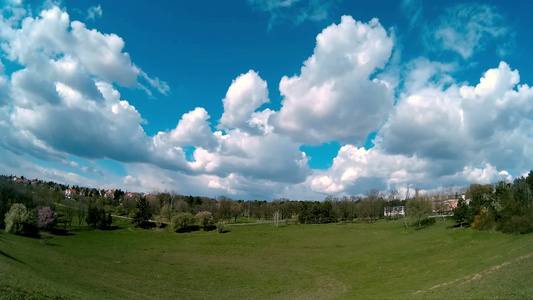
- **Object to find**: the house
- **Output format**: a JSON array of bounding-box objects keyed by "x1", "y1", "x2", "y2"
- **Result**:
[
  {"x1": 104, "y1": 190, "x2": 115, "y2": 199},
  {"x1": 434, "y1": 195, "x2": 467, "y2": 216},
  {"x1": 384, "y1": 206, "x2": 405, "y2": 217},
  {"x1": 144, "y1": 193, "x2": 157, "y2": 201},
  {"x1": 64, "y1": 188, "x2": 77, "y2": 199}
]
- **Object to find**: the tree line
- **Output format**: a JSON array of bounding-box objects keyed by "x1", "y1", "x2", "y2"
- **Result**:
[
  {"x1": 3, "y1": 172, "x2": 533, "y2": 236},
  {"x1": 452, "y1": 171, "x2": 533, "y2": 234}
]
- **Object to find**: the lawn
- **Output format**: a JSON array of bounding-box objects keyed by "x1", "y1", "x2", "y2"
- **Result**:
[{"x1": 1, "y1": 218, "x2": 532, "y2": 299}]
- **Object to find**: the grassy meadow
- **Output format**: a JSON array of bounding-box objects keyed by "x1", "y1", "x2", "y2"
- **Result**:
[{"x1": 1, "y1": 218, "x2": 532, "y2": 299}]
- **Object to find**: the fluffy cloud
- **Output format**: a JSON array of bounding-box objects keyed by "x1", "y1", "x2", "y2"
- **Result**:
[
  {"x1": 309, "y1": 146, "x2": 428, "y2": 194},
  {"x1": 306, "y1": 60, "x2": 532, "y2": 196},
  {"x1": 309, "y1": 146, "x2": 515, "y2": 196},
  {"x1": 0, "y1": 6, "x2": 166, "y2": 90},
  {"x1": 0, "y1": 6, "x2": 182, "y2": 170},
  {"x1": 379, "y1": 61, "x2": 533, "y2": 172},
  {"x1": 0, "y1": 4, "x2": 530, "y2": 200},
  {"x1": 162, "y1": 107, "x2": 218, "y2": 150},
  {"x1": 122, "y1": 175, "x2": 140, "y2": 186},
  {"x1": 271, "y1": 16, "x2": 395, "y2": 145},
  {"x1": 219, "y1": 70, "x2": 269, "y2": 130},
  {"x1": 191, "y1": 129, "x2": 310, "y2": 183}
]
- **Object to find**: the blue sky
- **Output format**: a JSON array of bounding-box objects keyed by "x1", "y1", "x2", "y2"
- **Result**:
[{"x1": 1, "y1": 0, "x2": 532, "y2": 200}]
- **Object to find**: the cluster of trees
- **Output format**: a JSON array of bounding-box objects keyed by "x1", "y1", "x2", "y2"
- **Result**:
[
  {"x1": 453, "y1": 172, "x2": 533, "y2": 234},
  {"x1": 86, "y1": 203, "x2": 113, "y2": 230},
  {"x1": 170, "y1": 211, "x2": 217, "y2": 232},
  {"x1": 0, "y1": 175, "x2": 118, "y2": 235},
  {"x1": 4, "y1": 172, "x2": 533, "y2": 236},
  {"x1": 4, "y1": 203, "x2": 60, "y2": 237},
  {"x1": 145, "y1": 191, "x2": 406, "y2": 226}
]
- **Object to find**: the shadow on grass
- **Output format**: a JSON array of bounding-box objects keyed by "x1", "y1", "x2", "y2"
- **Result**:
[
  {"x1": 176, "y1": 225, "x2": 200, "y2": 233},
  {"x1": 204, "y1": 225, "x2": 216, "y2": 232},
  {"x1": 105, "y1": 225, "x2": 122, "y2": 231},
  {"x1": 0, "y1": 249, "x2": 25, "y2": 264},
  {"x1": 173, "y1": 226, "x2": 224, "y2": 233},
  {"x1": 448, "y1": 222, "x2": 470, "y2": 229},
  {"x1": 136, "y1": 221, "x2": 157, "y2": 229},
  {"x1": 51, "y1": 228, "x2": 74, "y2": 236}
]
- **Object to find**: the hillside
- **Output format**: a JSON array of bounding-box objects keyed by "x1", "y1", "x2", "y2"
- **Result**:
[{"x1": 1, "y1": 219, "x2": 532, "y2": 299}]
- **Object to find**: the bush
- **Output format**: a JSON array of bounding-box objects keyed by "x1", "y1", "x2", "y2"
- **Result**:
[
  {"x1": 38, "y1": 206, "x2": 57, "y2": 230},
  {"x1": 471, "y1": 208, "x2": 495, "y2": 231},
  {"x1": 4, "y1": 203, "x2": 38, "y2": 236},
  {"x1": 114, "y1": 205, "x2": 127, "y2": 216},
  {"x1": 498, "y1": 213, "x2": 533, "y2": 234},
  {"x1": 419, "y1": 217, "x2": 436, "y2": 227},
  {"x1": 195, "y1": 211, "x2": 214, "y2": 230},
  {"x1": 216, "y1": 221, "x2": 226, "y2": 233},
  {"x1": 171, "y1": 212, "x2": 196, "y2": 232}
]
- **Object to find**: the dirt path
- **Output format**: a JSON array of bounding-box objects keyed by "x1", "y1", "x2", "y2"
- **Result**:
[{"x1": 414, "y1": 252, "x2": 533, "y2": 295}]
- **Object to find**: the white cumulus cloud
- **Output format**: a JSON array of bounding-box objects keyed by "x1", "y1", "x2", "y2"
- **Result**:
[{"x1": 271, "y1": 16, "x2": 395, "y2": 145}]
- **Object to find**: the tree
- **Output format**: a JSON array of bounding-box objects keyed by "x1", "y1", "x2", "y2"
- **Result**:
[
  {"x1": 171, "y1": 212, "x2": 196, "y2": 232},
  {"x1": 157, "y1": 192, "x2": 172, "y2": 208},
  {"x1": 217, "y1": 196, "x2": 233, "y2": 220},
  {"x1": 85, "y1": 201, "x2": 112, "y2": 230},
  {"x1": 133, "y1": 196, "x2": 152, "y2": 228},
  {"x1": 453, "y1": 198, "x2": 469, "y2": 227},
  {"x1": 496, "y1": 177, "x2": 533, "y2": 234},
  {"x1": 64, "y1": 202, "x2": 75, "y2": 227},
  {"x1": 5, "y1": 203, "x2": 29, "y2": 234},
  {"x1": 113, "y1": 189, "x2": 125, "y2": 205},
  {"x1": 77, "y1": 198, "x2": 86, "y2": 226},
  {"x1": 86, "y1": 203, "x2": 100, "y2": 228},
  {"x1": 406, "y1": 196, "x2": 433, "y2": 227},
  {"x1": 4, "y1": 203, "x2": 37, "y2": 236},
  {"x1": 195, "y1": 211, "x2": 214, "y2": 230},
  {"x1": 230, "y1": 201, "x2": 243, "y2": 223},
  {"x1": 37, "y1": 206, "x2": 57, "y2": 230},
  {"x1": 160, "y1": 204, "x2": 174, "y2": 222}
]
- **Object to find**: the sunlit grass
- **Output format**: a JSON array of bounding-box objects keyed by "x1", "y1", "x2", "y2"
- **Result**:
[{"x1": 1, "y1": 218, "x2": 531, "y2": 299}]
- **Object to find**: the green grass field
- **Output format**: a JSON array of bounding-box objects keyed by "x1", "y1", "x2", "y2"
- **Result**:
[{"x1": 1, "y1": 218, "x2": 532, "y2": 299}]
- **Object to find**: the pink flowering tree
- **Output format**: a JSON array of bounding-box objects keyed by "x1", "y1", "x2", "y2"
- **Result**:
[{"x1": 38, "y1": 206, "x2": 57, "y2": 230}]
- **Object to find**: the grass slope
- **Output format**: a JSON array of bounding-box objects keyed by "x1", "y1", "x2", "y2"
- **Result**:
[{"x1": 1, "y1": 218, "x2": 532, "y2": 299}]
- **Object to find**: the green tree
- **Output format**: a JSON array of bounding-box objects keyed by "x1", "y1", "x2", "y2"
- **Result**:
[
  {"x1": 406, "y1": 197, "x2": 433, "y2": 227},
  {"x1": 171, "y1": 212, "x2": 196, "y2": 232},
  {"x1": 195, "y1": 211, "x2": 214, "y2": 230},
  {"x1": 160, "y1": 204, "x2": 174, "y2": 222},
  {"x1": 453, "y1": 198, "x2": 469, "y2": 227},
  {"x1": 133, "y1": 196, "x2": 152, "y2": 228},
  {"x1": 4, "y1": 203, "x2": 38, "y2": 236}
]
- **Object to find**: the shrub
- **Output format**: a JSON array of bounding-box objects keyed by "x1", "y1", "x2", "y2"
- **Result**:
[
  {"x1": 471, "y1": 208, "x2": 495, "y2": 231},
  {"x1": 4, "y1": 203, "x2": 38, "y2": 236},
  {"x1": 195, "y1": 211, "x2": 214, "y2": 230},
  {"x1": 498, "y1": 212, "x2": 533, "y2": 234},
  {"x1": 171, "y1": 212, "x2": 196, "y2": 232},
  {"x1": 419, "y1": 217, "x2": 436, "y2": 227},
  {"x1": 38, "y1": 206, "x2": 57, "y2": 230},
  {"x1": 114, "y1": 205, "x2": 127, "y2": 216},
  {"x1": 216, "y1": 221, "x2": 226, "y2": 233}
]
